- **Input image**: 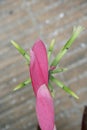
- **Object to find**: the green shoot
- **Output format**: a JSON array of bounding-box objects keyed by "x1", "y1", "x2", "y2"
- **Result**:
[
  {"x1": 51, "y1": 26, "x2": 83, "y2": 67},
  {"x1": 48, "y1": 39, "x2": 55, "y2": 62},
  {"x1": 50, "y1": 68, "x2": 67, "y2": 74},
  {"x1": 48, "y1": 81, "x2": 55, "y2": 98},
  {"x1": 13, "y1": 78, "x2": 31, "y2": 91},
  {"x1": 50, "y1": 75, "x2": 79, "y2": 99},
  {"x1": 11, "y1": 40, "x2": 30, "y2": 64}
]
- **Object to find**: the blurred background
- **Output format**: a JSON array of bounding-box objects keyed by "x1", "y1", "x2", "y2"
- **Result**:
[{"x1": 0, "y1": 0, "x2": 87, "y2": 130}]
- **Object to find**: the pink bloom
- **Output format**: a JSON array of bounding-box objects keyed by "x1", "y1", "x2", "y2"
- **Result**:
[
  {"x1": 36, "y1": 84, "x2": 54, "y2": 130},
  {"x1": 30, "y1": 40, "x2": 48, "y2": 96},
  {"x1": 29, "y1": 40, "x2": 55, "y2": 130}
]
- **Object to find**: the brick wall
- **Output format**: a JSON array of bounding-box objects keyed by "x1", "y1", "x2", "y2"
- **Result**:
[{"x1": 0, "y1": 0, "x2": 87, "y2": 130}]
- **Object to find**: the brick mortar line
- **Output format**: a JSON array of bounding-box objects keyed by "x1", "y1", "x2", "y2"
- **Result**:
[
  {"x1": 0, "y1": 66, "x2": 28, "y2": 85},
  {"x1": 0, "y1": 1, "x2": 22, "y2": 21},
  {"x1": 0, "y1": 2, "x2": 61, "y2": 29},
  {"x1": 0, "y1": 50, "x2": 27, "y2": 69},
  {"x1": 61, "y1": 119, "x2": 81, "y2": 130},
  {"x1": 0, "y1": 0, "x2": 87, "y2": 44},
  {"x1": 0, "y1": 0, "x2": 86, "y2": 35},
  {"x1": 26, "y1": 1, "x2": 40, "y2": 38},
  {"x1": 30, "y1": 0, "x2": 66, "y2": 15},
  {"x1": 0, "y1": 6, "x2": 87, "y2": 45},
  {"x1": 66, "y1": 57, "x2": 87, "y2": 70},
  {"x1": 71, "y1": 95, "x2": 87, "y2": 109},
  {"x1": 33, "y1": 0, "x2": 78, "y2": 16},
  {"x1": 35, "y1": 1, "x2": 87, "y2": 27},
  {"x1": 0, "y1": 112, "x2": 36, "y2": 129},
  {"x1": 65, "y1": 44, "x2": 87, "y2": 57},
  {"x1": 61, "y1": 59, "x2": 87, "y2": 85},
  {"x1": 24, "y1": 0, "x2": 37, "y2": 6},
  {"x1": 0, "y1": 98, "x2": 35, "y2": 119},
  {"x1": 48, "y1": 16, "x2": 87, "y2": 38},
  {"x1": 0, "y1": 98, "x2": 31, "y2": 113},
  {"x1": 0, "y1": 65, "x2": 29, "y2": 87},
  {"x1": 77, "y1": 87, "x2": 87, "y2": 94},
  {"x1": 0, "y1": 0, "x2": 20, "y2": 6},
  {"x1": 0, "y1": 15, "x2": 87, "y2": 50},
  {"x1": 0, "y1": 81, "x2": 33, "y2": 101},
  {"x1": 0, "y1": 50, "x2": 29, "y2": 67},
  {"x1": 0, "y1": 15, "x2": 32, "y2": 33},
  {"x1": 55, "y1": 107, "x2": 81, "y2": 121},
  {"x1": 75, "y1": 100, "x2": 87, "y2": 108},
  {"x1": 66, "y1": 71, "x2": 87, "y2": 86},
  {"x1": 63, "y1": 72, "x2": 87, "y2": 93},
  {"x1": 60, "y1": 60, "x2": 87, "y2": 94},
  {"x1": 10, "y1": 112, "x2": 36, "y2": 126},
  {"x1": 0, "y1": 84, "x2": 31, "y2": 103},
  {"x1": 16, "y1": 13, "x2": 87, "y2": 44}
]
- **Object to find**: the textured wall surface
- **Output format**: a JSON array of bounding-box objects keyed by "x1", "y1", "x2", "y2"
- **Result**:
[{"x1": 0, "y1": 0, "x2": 87, "y2": 130}]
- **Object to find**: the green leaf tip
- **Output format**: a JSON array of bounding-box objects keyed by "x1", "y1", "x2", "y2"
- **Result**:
[
  {"x1": 48, "y1": 39, "x2": 55, "y2": 61},
  {"x1": 63, "y1": 86, "x2": 79, "y2": 99},
  {"x1": 49, "y1": 39, "x2": 55, "y2": 51},
  {"x1": 51, "y1": 26, "x2": 83, "y2": 67},
  {"x1": 11, "y1": 40, "x2": 30, "y2": 64},
  {"x1": 13, "y1": 78, "x2": 31, "y2": 91},
  {"x1": 73, "y1": 26, "x2": 84, "y2": 34}
]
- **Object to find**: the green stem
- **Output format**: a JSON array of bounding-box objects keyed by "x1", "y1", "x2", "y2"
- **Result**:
[
  {"x1": 48, "y1": 39, "x2": 55, "y2": 62},
  {"x1": 13, "y1": 78, "x2": 31, "y2": 91},
  {"x1": 11, "y1": 40, "x2": 30, "y2": 64},
  {"x1": 48, "y1": 81, "x2": 55, "y2": 98},
  {"x1": 51, "y1": 26, "x2": 83, "y2": 67},
  {"x1": 50, "y1": 68, "x2": 67, "y2": 74},
  {"x1": 50, "y1": 75, "x2": 79, "y2": 99}
]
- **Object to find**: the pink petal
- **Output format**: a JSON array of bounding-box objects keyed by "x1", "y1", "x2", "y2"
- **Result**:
[
  {"x1": 32, "y1": 40, "x2": 48, "y2": 86},
  {"x1": 30, "y1": 40, "x2": 48, "y2": 95},
  {"x1": 53, "y1": 125, "x2": 57, "y2": 130},
  {"x1": 36, "y1": 84, "x2": 55, "y2": 130},
  {"x1": 30, "y1": 50, "x2": 46, "y2": 95}
]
